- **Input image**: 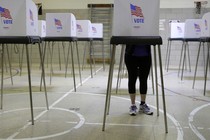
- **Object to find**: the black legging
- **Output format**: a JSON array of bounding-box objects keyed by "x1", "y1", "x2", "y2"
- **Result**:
[{"x1": 124, "y1": 54, "x2": 151, "y2": 94}]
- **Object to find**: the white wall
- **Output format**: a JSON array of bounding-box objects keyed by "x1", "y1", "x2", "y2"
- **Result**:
[{"x1": 33, "y1": 0, "x2": 210, "y2": 9}]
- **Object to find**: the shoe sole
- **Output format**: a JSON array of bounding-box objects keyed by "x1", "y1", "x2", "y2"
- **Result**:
[{"x1": 139, "y1": 110, "x2": 153, "y2": 115}]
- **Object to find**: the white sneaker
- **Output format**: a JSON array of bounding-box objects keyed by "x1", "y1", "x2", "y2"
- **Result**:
[
  {"x1": 129, "y1": 105, "x2": 137, "y2": 116},
  {"x1": 139, "y1": 104, "x2": 153, "y2": 115}
]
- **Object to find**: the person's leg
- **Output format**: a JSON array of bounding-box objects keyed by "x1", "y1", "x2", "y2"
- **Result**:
[
  {"x1": 138, "y1": 56, "x2": 153, "y2": 115},
  {"x1": 125, "y1": 54, "x2": 138, "y2": 115}
]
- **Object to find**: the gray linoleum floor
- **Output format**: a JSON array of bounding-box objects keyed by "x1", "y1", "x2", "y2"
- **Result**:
[{"x1": 0, "y1": 63, "x2": 210, "y2": 140}]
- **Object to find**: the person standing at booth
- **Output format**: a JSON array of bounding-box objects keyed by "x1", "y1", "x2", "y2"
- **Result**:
[{"x1": 124, "y1": 44, "x2": 153, "y2": 116}]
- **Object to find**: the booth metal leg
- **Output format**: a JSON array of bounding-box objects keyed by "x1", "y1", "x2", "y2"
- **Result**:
[
  {"x1": 40, "y1": 42, "x2": 47, "y2": 91},
  {"x1": 116, "y1": 45, "x2": 125, "y2": 94},
  {"x1": 102, "y1": 41, "x2": 105, "y2": 71},
  {"x1": 76, "y1": 41, "x2": 82, "y2": 85},
  {"x1": 181, "y1": 42, "x2": 187, "y2": 81},
  {"x1": 193, "y1": 42, "x2": 202, "y2": 89},
  {"x1": 165, "y1": 40, "x2": 172, "y2": 72},
  {"x1": 70, "y1": 42, "x2": 76, "y2": 92},
  {"x1": 153, "y1": 46, "x2": 159, "y2": 116},
  {"x1": 89, "y1": 41, "x2": 94, "y2": 78},
  {"x1": 6, "y1": 45, "x2": 13, "y2": 85},
  {"x1": 102, "y1": 44, "x2": 116, "y2": 131},
  {"x1": 1, "y1": 44, "x2": 4, "y2": 109},
  {"x1": 19, "y1": 45, "x2": 25, "y2": 76},
  {"x1": 38, "y1": 43, "x2": 49, "y2": 110},
  {"x1": 150, "y1": 61, "x2": 155, "y2": 95},
  {"x1": 158, "y1": 45, "x2": 168, "y2": 133},
  {"x1": 25, "y1": 44, "x2": 34, "y2": 125},
  {"x1": 204, "y1": 42, "x2": 209, "y2": 96},
  {"x1": 187, "y1": 43, "x2": 191, "y2": 72},
  {"x1": 49, "y1": 42, "x2": 55, "y2": 85},
  {"x1": 91, "y1": 41, "x2": 96, "y2": 75},
  {"x1": 178, "y1": 42, "x2": 185, "y2": 77},
  {"x1": 65, "y1": 42, "x2": 71, "y2": 78}
]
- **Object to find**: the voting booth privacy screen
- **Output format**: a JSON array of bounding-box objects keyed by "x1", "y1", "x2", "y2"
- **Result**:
[
  {"x1": 170, "y1": 23, "x2": 185, "y2": 38},
  {"x1": 91, "y1": 23, "x2": 103, "y2": 38},
  {"x1": 0, "y1": 0, "x2": 38, "y2": 36},
  {"x1": 76, "y1": 20, "x2": 92, "y2": 38},
  {"x1": 112, "y1": 0, "x2": 160, "y2": 36},
  {"x1": 201, "y1": 12, "x2": 210, "y2": 37},
  {"x1": 184, "y1": 19, "x2": 203, "y2": 38},
  {"x1": 46, "y1": 13, "x2": 76, "y2": 37},
  {"x1": 38, "y1": 20, "x2": 46, "y2": 37}
]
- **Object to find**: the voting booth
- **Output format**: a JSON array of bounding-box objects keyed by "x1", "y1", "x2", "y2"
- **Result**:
[
  {"x1": 165, "y1": 22, "x2": 185, "y2": 71},
  {"x1": 0, "y1": 0, "x2": 48, "y2": 125},
  {"x1": 184, "y1": 19, "x2": 203, "y2": 38},
  {"x1": 0, "y1": 0, "x2": 38, "y2": 36},
  {"x1": 46, "y1": 13, "x2": 76, "y2": 37},
  {"x1": 38, "y1": 20, "x2": 46, "y2": 37},
  {"x1": 103, "y1": 0, "x2": 168, "y2": 133},
  {"x1": 193, "y1": 12, "x2": 210, "y2": 96},
  {"x1": 201, "y1": 12, "x2": 210, "y2": 37},
  {"x1": 76, "y1": 20, "x2": 92, "y2": 38},
  {"x1": 91, "y1": 23, "x2": 103, "y2": 39},
  {"x1": 45, "y1": 13, "x2": 81, "y2": 91},
  {"x1": 170, "y1": 23, "x2": 185, "y2": 38},
  {"x1": 112, "y1": 0, "x2": 159, "y2": 36}
]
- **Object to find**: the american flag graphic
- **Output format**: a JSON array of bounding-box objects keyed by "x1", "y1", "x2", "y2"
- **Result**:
[
  {"x1": 205, "y1": 20, "x2": 208, "y2": 30},
  {"x1": 194, "y1": 23, "x2": 201, "y2": 31},
  {"x1": 54, "y1": 18, "x2": 62, "y2": 26},
  {"x1": 77, "y1": 24, "x2": 82, "y2": 32},
  {"x1": 29, "y1": 9, "x2": 33, "y2": 21},
  {"x1": 130, "y1": 4, "x2": 143, "y2": 18},
  {"x1": 177, "y1": 26, "x2": 182, "y2": 33},
  {"x1": 92, "y1": 27, "x2": 97, "y2": 33},
  {"x1": 0, "y1": 6, "x2": 12, "y2": 19}
]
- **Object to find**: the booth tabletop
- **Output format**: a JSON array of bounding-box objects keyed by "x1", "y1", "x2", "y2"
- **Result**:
[
  {"x1": 0, "y1": 36, "x2": 41, "y2": 44},
  {"x1": 110, "y1": 36, "x2": 162, "y2": 45},
  {"x1": 43, "y1": 37, "x2": 77, "y2": 42},
  {"x1": 77, "y1": 38, "x2": 93, "y2": 41},
  {"x1": 200, "y1": 37, "x2": 210, "y2": 42},
  {"x1": 168, "y1": 37, "x2": 184, "y2": 41},
  {"x1": 183, "y1": 38, "x2": 200, "y2": 42},
  {"x1": 92, "y1": 38, "x2": 103, "y2": 41}
]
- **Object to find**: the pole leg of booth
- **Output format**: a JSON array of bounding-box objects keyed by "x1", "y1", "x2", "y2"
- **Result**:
[
  {"x1": 6, "y1": 45, "x2": 13, "y2": 85},
  {"x1": 166, "y1": 40, "x2": 172, "y2": 72},
  {"x1": 70, "y1": 42, "x2": 76, "y2": 92},
  {"x1": 89, "y1": 41, "x2": 93, "y2": 78},
  {"x1": 91, "y1": 41, "x2": 96, "y2": 75},
  {"x1": 76, "y1": 41, "x2": 82, "y2": 86},
  {"x1": 202, "y1": 42, "x2": 206, "y2": 74},
  {"x1": 178, "y1": 42, "x2": 184, "y2": 77},
  {"x1": 102, "y1": 44, "x2": 116, "y2": 131},
  {"x1": 25, "y1": 44, "x2": 34, "y2": 125},
  {"x1": 38, "y1": 43, "x2": 49, "y2": 110},
  {"x1": 192, "y1": 42, "x2": 201, "y2": 89},
  {"x1": 62, "y1": 42, "x2": 68, "y2": 78},
  {"x1": 116, "y1": 46, "x2": 125, "y2": 94},
  {"x1": 65, "y1": 43, "x2": 71, "y2": 78},
  {"x1": 49, "y1": 42, "x2": 54, "y2": 85},
  {"x1": 153, "y1": 46, "x2": 159, "y2": 116},
  {"x1": 102, "y1": 41, "x2": 105, "y2": 71},
  {"x1": 158, "y1": 45, "x2": 168, "y2": 133},
  {"x1": 19, "y1": 45, "x2": 25, "y2": 76},
  {"x1": 58, "y1": 43, "x2": 62, "y2": 71},
  {"x1": 181, "y1": 42, "x2": 187, "y2": 81},
  {"x1": 1, "y1": 44, "x2": 4, "y2": 110},
  {"x1": 150, "y1": 61, "x2": 155, "y2": 95},
  {"x1": 204, "y1": 42, "x2": 209, "y2": 96},
  {"x1": 165, "y1": 39, "x2": 169, "y2": 70}
]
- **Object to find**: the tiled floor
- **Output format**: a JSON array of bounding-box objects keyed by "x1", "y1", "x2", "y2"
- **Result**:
[{"x1": 0, "y1": 63, "x2": 210, "y2": 140}]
